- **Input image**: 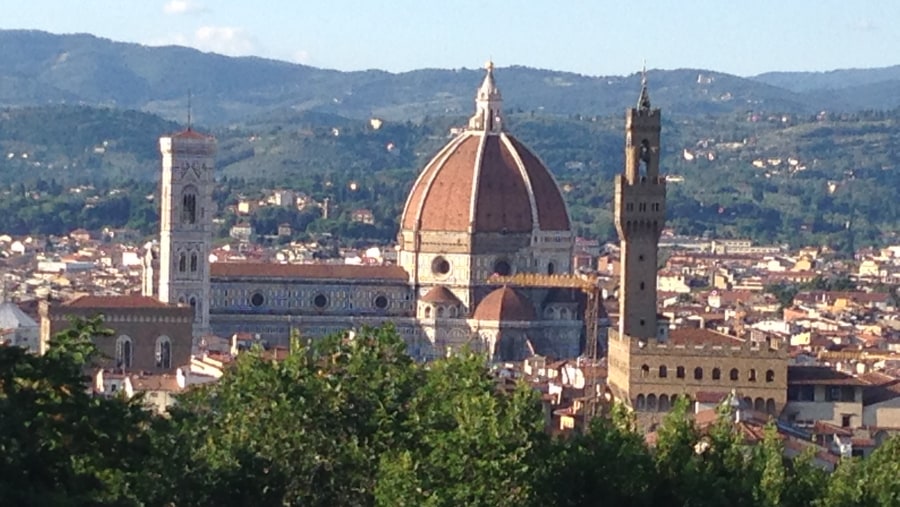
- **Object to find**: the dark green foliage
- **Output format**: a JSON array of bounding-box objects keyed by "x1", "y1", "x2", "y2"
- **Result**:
[
  {"x1": 6, "y1": 320, "x2": 900, "y2": 506},
  {"x1": 0, "y1": 316, "x2": 156, "y2": 506}
]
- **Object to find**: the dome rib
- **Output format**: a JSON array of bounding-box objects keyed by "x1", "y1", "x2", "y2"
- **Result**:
[
  {"x1": 499, "y1": 132, "x2": 541, "y2": 231},
  {"x1": 467, "y1": 131, "x2": 489, "y2": 232}
]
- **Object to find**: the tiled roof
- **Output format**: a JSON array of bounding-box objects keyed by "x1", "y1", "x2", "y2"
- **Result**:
[
  {"x1": 861, "y1": 371, "x2": 900, "y2": 405},
  {"x1": 210, "y1": 262, "x2": 409, "y2": 281},
  {"x1": 170, "y1": 128, "x2": 213, "y2": 140},
  {"x1": 473, "y1": 286, "x2": 536, "y2": 322},
  {"x1": 420, "y1": 286, "x2": 461, "y2": 304},
  {"x1": 812, "y1": 421, "x2": 853, "y2": 436},
  {"x1": 130, "y1": 374, "x2": 181, "y2": 392},
  {"x1": 694, "y1": 391, "x2": 730, "y2": 404},
  {"x1": 787, "y1": 365, "x2": 867, "y2": 386},
  {"x1": 63, "y1": 295, "x2": 168, "y2": 309}
]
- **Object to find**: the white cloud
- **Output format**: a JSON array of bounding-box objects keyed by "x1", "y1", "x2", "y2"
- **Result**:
[
  {"x1": 147, "y1": 27, "x2": 308, "y2": 63},
  {"x1": 193, "y1": 26, "x2": 257, "y2": 56},
  {"x1": 163, "y1": 0, "x2": 206, "y2": 15},
  {"x1": 149, "y1": 26, "x2": 258, "y2": 57},
  {"x1": 290, "y1": 50, "x2": 311, "y2": 65}
]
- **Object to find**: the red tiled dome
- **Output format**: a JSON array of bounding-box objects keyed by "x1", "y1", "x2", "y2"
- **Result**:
[
  {"x1": 473, "y1": 286, "x2": 536, "y2": 322},
  {"x1": 400, "y1": 64, "x2": 570, "y2": 235}
]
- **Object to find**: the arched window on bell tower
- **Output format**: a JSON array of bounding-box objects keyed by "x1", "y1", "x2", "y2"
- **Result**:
[
  {"x1": 182, "y1": 186, "x2": 198, "y2": 224},
  {"x1": 190, "y1": 253, "x2": 198, "y2": 272}
]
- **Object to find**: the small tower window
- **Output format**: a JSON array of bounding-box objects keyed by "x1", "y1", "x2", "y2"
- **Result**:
[
  {"x1": 547, "y1": 262, "x2": 555, "y2": 275},
  {"x1": 730, "y1": 368, "x2": 739, "y2": 381},
  {"x1": 712, "y1": 368, "x2": 721, "y2": 380},
  {"x1": 694, "y1": 367, "x2": 703, "y2": 380},
  {"x1": 178, "y1": 253, "x2": 187, "y2": 272},
  {"x1": 659, "y1": 365, "x2": 667, "y2": 378},
  {"x1": 676, "y1": 366, "x2": 685, "y2": 379},
  {"x1": 190, "y1": 253, "x2": 198, "y2": 272}
]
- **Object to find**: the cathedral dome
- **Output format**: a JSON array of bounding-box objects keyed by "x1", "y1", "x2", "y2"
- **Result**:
[
  {"x1": 473, "y1": 286, "x2": 536, "y2": 322},
  {"x1": 400, "y1": 63, "x2": 570, "y2": 235}
]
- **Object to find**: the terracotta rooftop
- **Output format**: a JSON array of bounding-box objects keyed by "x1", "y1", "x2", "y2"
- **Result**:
[
  {"x1": 787, "y1": 365, "x2": 867, "y2": 386},
  {"x1": 130, "y1": 374, "x2": 182, "y2": 392},
  {"x1": 861, "y1": 371, "x2": 900, "y2": 406},
  {"x1": 473, "y1": 286, "x2": 536, "y2": 322},
  {"x1": 420, "y1": 286, "x2": 461, "y2": 304},
  {"x1": 63, "y1": 295, "x2": 169, "y2": 309},
  {"x1": 210, "y1": 262, "x2": 408, "y2": 281},
  {"x1": 668, "y1": 327, "x2": 743, "y2": 346},
  {"x1": 812, "y1": 421, "x2": 853, "y2": 437},
  {"x1": 694, "y1": 391, "x2": 730, "y2": 404}
]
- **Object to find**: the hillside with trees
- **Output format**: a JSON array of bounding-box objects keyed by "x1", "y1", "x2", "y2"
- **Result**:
[
  {"x1": 1, "y1": 102, "x2": 899, "y2": 251},
  {"x1": 4, "y1": 30, "x2": 900, "y2": 124}
]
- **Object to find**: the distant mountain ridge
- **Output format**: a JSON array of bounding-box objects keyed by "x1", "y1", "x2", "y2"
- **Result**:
[{"x1": 1, "y1": 29, "x2": 899, "y2": 124}]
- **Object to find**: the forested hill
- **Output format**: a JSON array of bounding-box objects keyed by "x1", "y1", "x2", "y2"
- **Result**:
[
  {"x1": 2, "y1": 103, "x2": 900, "y2": 250},
  {"x1": 3, "y1": 29, "x2": 900, "y2": 125}
]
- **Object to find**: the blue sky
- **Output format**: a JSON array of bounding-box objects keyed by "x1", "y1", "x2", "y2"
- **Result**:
[{"x1": 4, "y1": 0, "x2": 897, "y2": 76}]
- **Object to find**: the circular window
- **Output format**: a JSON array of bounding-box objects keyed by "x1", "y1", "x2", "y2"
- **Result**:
[
  {"x1": 250, "y1": 292, "x2": 265, "y2": 307},
  {"x1": 431, "y1": 256, "x2": 451, "y2": 276},
  {"x1": 313, "y1": 294, "x2": 328, "y2": 309},
  {"x1": 493, "y1": 259, "x2": 512, "y2": 276},
  {"x1": 374, "y1": 295, "x2": 388, "y2": 309}
]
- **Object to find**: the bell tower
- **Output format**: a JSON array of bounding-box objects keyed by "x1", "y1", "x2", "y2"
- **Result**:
[
  {"x1": 158, "y1": 128, "x2": 216, "y2": 337},
  {"x1": 614, "y1": 69, "x2": 666, "y2": 340}
]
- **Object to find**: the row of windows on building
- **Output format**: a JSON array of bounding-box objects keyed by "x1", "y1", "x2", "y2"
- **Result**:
[
  {"x1": 114, "y1": 335, "x2": 172, "y2": 370},
  {"x1": 640, "y1": 364, "x2": 777, "y2": 383},
  {"x1": 635, "y1": 393, "x2": 778, "y2": 415},
  {"x1": 213, "y1": 290, "x2": 399, "y2": 312},
  {"x1": 787, "y1": 385, "x2": 858, "y2": 403},
  {"x1": 624, "y1": 202, "x2": 662, "y2": 213}
]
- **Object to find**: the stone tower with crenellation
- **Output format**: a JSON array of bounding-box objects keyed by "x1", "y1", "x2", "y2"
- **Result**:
[
  {"x1": 156, "y1": 128, "x2": 216, "y2": 337},
  {"x1": 613, "y1": 70, "x2": 666, "y2": 340}
]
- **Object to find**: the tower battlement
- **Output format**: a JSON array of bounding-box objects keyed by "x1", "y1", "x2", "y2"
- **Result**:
[
  {"x1": 160, "y1": 133, "x2": 216, "y2": 156},
  {"x1": 626, "y1": 107, "x2": 661, "y2": 123}
]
